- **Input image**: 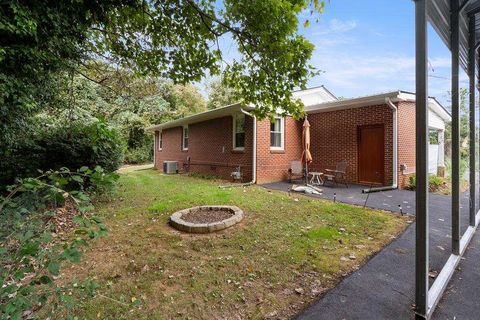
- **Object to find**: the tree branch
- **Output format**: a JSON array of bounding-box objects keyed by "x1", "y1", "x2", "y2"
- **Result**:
[{"x1": 184, "y1": 0, "x2": 271, "y2": 76}]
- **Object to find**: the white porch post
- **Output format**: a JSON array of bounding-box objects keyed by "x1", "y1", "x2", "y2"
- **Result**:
[{"x1": 437, "y1": 129, "x2": 445, "y2": 176}]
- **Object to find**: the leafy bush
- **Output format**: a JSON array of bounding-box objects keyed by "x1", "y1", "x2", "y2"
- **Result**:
[
  {"x1": 0, "y1": 120, "x2": 124, "y2": 188},
  {"x1": 0, "y1": 167, "x2": 118, "y2": 319},
  {"x1": 408, "y1": 173, "x2": 446, "y2": 192},
  {"x1": 124, "y1": 145, "x2": 153, "y2": 164},
  {"x1": 444, "y1": 158, "x2": 468, "y2": 180}
]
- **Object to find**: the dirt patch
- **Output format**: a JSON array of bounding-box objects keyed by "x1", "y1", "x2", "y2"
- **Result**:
[{"x1": 181, "y1": 208, "x2": 234, "y2": 224}]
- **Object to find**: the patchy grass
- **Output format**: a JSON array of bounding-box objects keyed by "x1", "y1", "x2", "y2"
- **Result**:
[
  {"x1": 433, "y1": 178, "x2": 469, "y2": 195},
  {"x1": 49, "y1": 170, "x2": 409, "y2": 319}
]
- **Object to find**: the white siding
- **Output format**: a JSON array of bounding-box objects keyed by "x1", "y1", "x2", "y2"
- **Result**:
[
  {"x1": 293, "y1": 86, "x2": 337, "y2": 106},
  {"x1": 428, "y1": 109, "x2": 446, "y2": 130}
]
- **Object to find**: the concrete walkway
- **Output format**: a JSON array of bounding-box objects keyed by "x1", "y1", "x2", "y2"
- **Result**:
[
  {"x1": 117, "y1": 163, "x2": 154, "y2": 173},
  {"x1": 262, "y1": 182, "x2": 478, "y2": 319}
]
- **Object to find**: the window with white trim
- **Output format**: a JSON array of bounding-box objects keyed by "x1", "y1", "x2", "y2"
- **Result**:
[
  {"x1": 270, "y1": 117, "x2": 284, "y2": 149},
  {"x1": 182, "y1": 125, "x2": 189, "y2": 150},
  {"x1": 158, "y1": 131, "x2": 163, "y2": 150},
  {"x1": 233, "y1": 114, "x2": 245, "y2": 150}
]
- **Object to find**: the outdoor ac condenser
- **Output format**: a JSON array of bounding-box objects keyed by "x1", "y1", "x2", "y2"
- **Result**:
[{"x1": 163, "y1": 161, "x2": 178, "y2": 174}]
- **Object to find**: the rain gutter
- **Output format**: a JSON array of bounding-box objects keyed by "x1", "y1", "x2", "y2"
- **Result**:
[{"x1": 362, "y1": 97, "x2": 398, "y2": 193}]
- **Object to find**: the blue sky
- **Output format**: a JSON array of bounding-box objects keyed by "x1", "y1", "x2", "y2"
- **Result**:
[
  {"x1": 204, "y1": 0, "x2": 471, "y2": 108},
  {"x1": 298, "y1": 0, "x2": 468, "y2": 106}
]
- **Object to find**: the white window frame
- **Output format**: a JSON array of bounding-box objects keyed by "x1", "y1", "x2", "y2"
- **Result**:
[
  {"x1": 182, "y1": 125, "x2": 189, "y2": 150},
  {"x1": 270, "y1": 116, "x2": 285, "y2": 151},
  {"x1": 158, "y1": 131, "x2": 163, "y2": 151},
  {"x1": 232, "y1": 113, "x2": 246, "y2": 151}
]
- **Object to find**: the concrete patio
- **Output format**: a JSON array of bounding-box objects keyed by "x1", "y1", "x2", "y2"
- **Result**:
[{"x1": 262, "y1": 181, "x2": 479, "y2": 319}]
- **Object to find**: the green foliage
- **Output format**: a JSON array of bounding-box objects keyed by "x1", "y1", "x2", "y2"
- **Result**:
[
  {"x1": 0, "y1": 0, "x2": 137, "y2": 151},
  {"x1": 124, "y1": 145, "x2": 153, "y2": 164},
  {"x1": 408, "y1": 173, "x2": 446, "y2": 192},
  {"x1": 47, "y1": 67, "x2": 207, "y2": 164},
  {"x1": 429, "y1": 130, "x2": 439, "y2": 145},
  {"x1": 0, "y1": 120, "x2": 124, "y2": 188},
  {"x1": 2, "y1": 0, "x2": 326, "y2": 184},
  {"x1": 2, "y1": 1, "x2": 325, "y2": 154},
  {"x1": 444, "y1": 88, "x2": 469, "y2": 160},
  {"x1": 444, "y1": 157, "x2": 469, "y2": 181},
  {"x1": 207, "y1": 78, "x2": 240, "y2": 109},
  {"x1": 0, "y1": 167, "x2": 118, "y2": 319},
  {"x1": 67, "y1": 65, "x2": 207, "y2": 125},
  {"x1": 221, "y1": 0, "x2": 320, "y2": 119}
]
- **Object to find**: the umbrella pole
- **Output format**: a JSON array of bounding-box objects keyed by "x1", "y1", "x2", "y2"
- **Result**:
[{"x1": 305, "y1": 161, "x2": 308, "y2": 185}]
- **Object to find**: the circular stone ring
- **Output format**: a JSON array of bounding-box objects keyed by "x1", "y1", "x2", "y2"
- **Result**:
[{"x1": 169, "y1": 205, "x2": 244, "y2": 233}]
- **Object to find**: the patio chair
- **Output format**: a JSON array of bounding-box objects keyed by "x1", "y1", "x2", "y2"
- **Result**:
[
  {"x1": 323, "y1": 160, "x2": 348, "y2": 188},
  {"x1": 288, "y1": 161, "x2": 304, "y2": 183}
]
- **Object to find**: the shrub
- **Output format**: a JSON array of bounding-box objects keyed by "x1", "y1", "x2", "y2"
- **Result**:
[
  {"x1": 408, "y1": 173, "x2": 446, "y2": 192},
  {"x1": 0, "y1": 167, "x2": 118, "y2": 319},
  {"x1": 124, "y1": 144, "x2": 153, "y2": 164},
  {"x1": 0, "y1": 120, "x2": 124, "y2": 188}
]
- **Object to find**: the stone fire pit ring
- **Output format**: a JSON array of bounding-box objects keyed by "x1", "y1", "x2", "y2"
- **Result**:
[{"x1": 169, "y1": 205, "x2": 243, "y2": 233}]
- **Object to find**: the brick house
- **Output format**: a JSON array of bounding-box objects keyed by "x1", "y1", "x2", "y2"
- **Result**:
[{"x1": 147, "y1": 87, "x2": 451, "y2": 189}]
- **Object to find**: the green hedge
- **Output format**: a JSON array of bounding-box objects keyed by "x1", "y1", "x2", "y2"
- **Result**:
[{"x1": 0, "y1": 120, "x2": 124, "y2": 188}]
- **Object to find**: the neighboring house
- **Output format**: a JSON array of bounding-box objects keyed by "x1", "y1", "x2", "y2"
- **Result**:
[{"x1": 146, "y1": 87, "x2": 451, "y2": 189}]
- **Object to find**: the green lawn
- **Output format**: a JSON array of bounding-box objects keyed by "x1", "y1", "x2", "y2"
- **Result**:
[{"x1": 53, "y1": 169, "x2": 409, "y2": 319}]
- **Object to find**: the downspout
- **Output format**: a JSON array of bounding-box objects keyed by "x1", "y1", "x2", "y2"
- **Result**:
[
  {"x1": 241, "y1": 108, "x2": 257, "y2": 184},
  {"x1": 362, "y1": 97, "x2": 398, "y2": 193},
  {"x1": 219, "y1": 108, "x2": 256, "y2": 188}
]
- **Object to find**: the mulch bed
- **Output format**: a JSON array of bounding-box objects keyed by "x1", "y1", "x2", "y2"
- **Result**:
[{"x1": 181, "y1": 208, "x2": 234, "y2": 224}]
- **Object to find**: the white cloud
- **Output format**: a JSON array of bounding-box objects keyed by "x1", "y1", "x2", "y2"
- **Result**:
[
  {"x1": 329, "y1": 19, "x2": 358, "y2": 33},
  {"x1": 313, "y1": 18, "x2": 358, "y2": 36},
  {"x1": 314, "y1": 53, "x2": 415, "y2": 88},
  {"x1": 309, "y1": 48, "x2": 452, "y2": 101},
  {"x1": 309, "y1": 19, "x2": 358, "y2": 47}
]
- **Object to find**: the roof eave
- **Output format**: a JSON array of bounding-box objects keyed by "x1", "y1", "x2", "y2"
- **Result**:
[
  {"x1": 305, "y1": 91, "x2": 402, "y2": 114},
  {"x1": 145, "y1": 103, "x2": 249, "y2": 132},
  {"x1": 305, "y1": 90, "x2": 452, "y2": 122}
]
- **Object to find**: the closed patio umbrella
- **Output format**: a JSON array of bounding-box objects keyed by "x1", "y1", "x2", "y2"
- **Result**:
[{"x1": 302, "y1": 117, "x2": 313, "y2": 184}]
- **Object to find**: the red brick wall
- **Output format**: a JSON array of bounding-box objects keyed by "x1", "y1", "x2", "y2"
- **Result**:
[
  {"x1": 153, "y1": 102, "x2": 417, "y2": 188},
  {"x1": 255, "y1": 117, "x2": 303, "y2": 183},
  {"x1": 397, "y1": 101, "x2": 416, "y2": 188},
  {"x1": 154, "y1": 115, "x2": 253, "y2": 181},
  {"x1": 307, "y1": 104, "x2": 394, "y2": 186}
]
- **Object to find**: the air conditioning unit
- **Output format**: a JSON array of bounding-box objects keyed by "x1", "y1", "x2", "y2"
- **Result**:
[{"x1": 163, "y1": 161, "x2": 179, "y2": 174}]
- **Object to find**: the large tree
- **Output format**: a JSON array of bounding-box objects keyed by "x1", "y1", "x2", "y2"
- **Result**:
[
  {"x1": 207, "y1": 78, "x2": 240, "y2": 109},
  {"x1": 1, "y1": 0, "x2": 324, "y2": 149},
  {"x1": 39, "y1": 65, "x2": 207, "y2": 163},
  {"x1": 87, "y1": 0, "x2": 324, "y2": 119}
]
